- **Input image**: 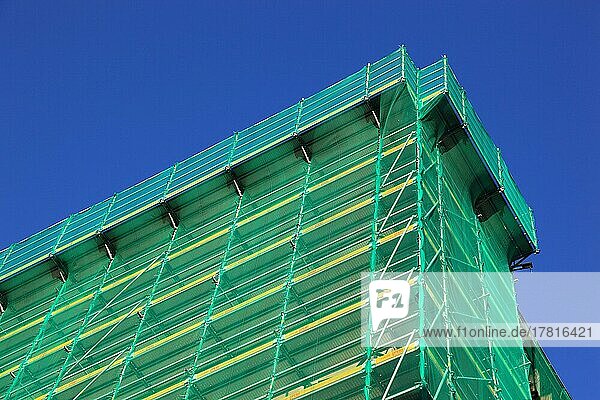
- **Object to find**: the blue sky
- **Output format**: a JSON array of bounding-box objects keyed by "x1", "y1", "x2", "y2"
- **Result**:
[{"x1": 0, "y1": 1, "x2": 597, "y2": 397}]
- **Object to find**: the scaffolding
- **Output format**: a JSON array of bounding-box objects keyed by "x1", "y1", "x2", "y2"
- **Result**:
[{"x1": 0, "y1": 47, "x2": 569, "y2": 399}]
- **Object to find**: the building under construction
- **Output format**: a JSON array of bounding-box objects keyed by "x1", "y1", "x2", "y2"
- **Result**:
[{"x1": 0, "y1": 47, "x2": 570, "y2": 399}]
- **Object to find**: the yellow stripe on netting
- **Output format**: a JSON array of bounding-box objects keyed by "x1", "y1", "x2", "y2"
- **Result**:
[
  {"x1": 194, "y1": 341, "x2": 275, "y2": 381},
  {"x1": 0, "y1": 135, "x2": 414, "y2": 346},
  {"x1": 0, "y1": 190, "x2": 416, "y2": 381},
  {"x1": 420, "y1": 90, "x2": 444, "y2": 104},
  {"x1": 142, "y1": 380, "x2": 187, "y2": 400},
  {"x1": 0, "y1": 83, "x2": 409, "y2": 285},
  {"x1": 273, "y1": 341, "x2": 419, "y2": 399},
  {"x1": 142, "y1": 300, "x2": 366, "y2": 400},
  {"x1": 302, "y1": 198, "x2": 372, "y2": 234},
  {"x1": 29, "y1": 219, "x2": 416, "y2": 399},
  {"x1": 3, "y1": 149, "x2": 416, "y2": 390},
  {"x1": 0, "y1": 201, "x2": 415, "y2": 387},
  {"x1": 369, "y1": 78, "x2": 403, "y2": 98},
  {"x1": 282, "y1": 301, "x2": 364, "y2": 340},
  {"x1": 278, "y1": 364, "x2": 362, "y2": 400},
  {"x1": 382, "y1": 137, "x2": 416, "y2": 158}
]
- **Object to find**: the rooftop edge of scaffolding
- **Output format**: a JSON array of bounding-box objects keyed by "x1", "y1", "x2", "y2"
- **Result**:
[{"x1": 0, "y1": 46, "x2": 538, "y2": 283}]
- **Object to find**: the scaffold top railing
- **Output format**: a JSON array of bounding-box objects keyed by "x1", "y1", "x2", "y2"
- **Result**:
[{"x1": 0, "y1": 46, "x2": 537, "y2": 283}]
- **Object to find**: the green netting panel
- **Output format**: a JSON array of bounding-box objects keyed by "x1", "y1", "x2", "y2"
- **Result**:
[
  {"x1": 167, "y1": 135, "x2": 235, "y2": 197},
  {"x1": 231, "y1": 104, "x2": 298, "y2": 165},
  {"x1": 65, "y1": 197, "x2": 113, "y2": 237},
  {"x1": 0, "y1": 221, "x2": 65, "y2": 280},
  {"x1": 417, "y1": 94, "x2": 534, "y2": 399},
  {"x1": 441, "y1": 63, "x2": 538, "y2": 248},
  {"x1": 418, "y1": 59, "x2": 445, "y2": 103},
  {"x1": 297, "y1": 68, "x2": 366, "y2": 131},
  {"x1": 0, "y1": 47, "x2": 562, "y2": 400},
  {"x1": 104, "y1": 168, "x2": 172, "y2": 227},
  {"x1": 368, "y1": 50, "x2": 403, "y2": 95}
]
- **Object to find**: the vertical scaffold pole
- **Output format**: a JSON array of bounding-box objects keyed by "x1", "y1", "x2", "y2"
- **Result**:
[
  {"x1": 266, "y1": 163, "x2": 311, "y2": 399},
  {"x1": 110, "y1": 224, "x2": 180, "y2": 400},
  {"x1": 461, "y1": 88, "x2": 467, "y2": 123},
  {"x1": 163, "y1": 163, "x2": 178, "y2": 199},
  {"x1": 497, "y1": 148, "x2": 504, "y2": 188},
  {"x1": 46, "y1": 256, "x2": 118, "y2": 400},
  {"x1": 99, "y1": 193, "x2": 119, "y2": 231},
  {"x1": 52, "y1": 214, "x2": 74, "y2": 255},
  {"x1": 0, "y1": 243, "x2": 16, "y2": 322},
  {"x1": 365, "y1": 63, "x2": 370, "y2": 99},
  {"x1": 182, "y1": 120, "x2": 244, "y2": 400},
  {"x1": 265, "y1": 98, "x2": 308, "y2": 399},
  {"x1": 437, "y1": 146, "x2": 456, "y2": 398},
  {"x1": 0, "y1": 244, "x2": 15, "y2": 270},
  {"x1": 528, "y1": 207, "x2": 536, "y2": 249},
  {"x1": 4, "y1": 279, "x2": 70, "y2": 400},
  {"x1": 443, "y1": 55, "x2": 448, "y2": 93},
  {"x1": 183, "y1": 194, "x2": 243, "y2": 399},
  {"x1": 415, "y1": 66, "x2": 429, "y2": 397},
  {"x1": 364, "y1": 91, "x2": 384, "y2": 400},
  {"x1": 401, "y1": 45, "x2": 406, "y2": 81},
  {"x1": 474, "y1": 217, "x2": 501, "y2": 399}
]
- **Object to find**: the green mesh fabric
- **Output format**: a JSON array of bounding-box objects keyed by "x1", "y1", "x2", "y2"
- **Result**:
[{"x1": 0, "y1": 48, "x2": 565, "y2": 400}]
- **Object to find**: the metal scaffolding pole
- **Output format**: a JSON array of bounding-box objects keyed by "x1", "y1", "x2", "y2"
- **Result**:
[
  {"x1": 183, "y1": 195, "x2": 244, "y2": 399},
  {"x1": 437, "y1": 146, "x2": 456, "y2": 399},
  {"x1": 0, "y1": 243, "x2": 16, "y2": 322},
  {"x1": 181, "y1": 129, "x2": 244, "y2": 400},
  {"x1": 52, "y1": 214, "x2": 74, "y2": 255},
  {"x1": 381, "y1": 329, "x2": 416, "y2": 400},
  {"x1": 266, "y1": 162, "x2": 311, "y2": 399},
  {"x1": 99, "y1": 193, "x2": 119, "y2": 231},
  {"x1": 46, "y1": 257, "x2": 118, "y2": 400},
  {"x1": 4, "y1": 280, "x2": 70, "y2": 400},
  {"x1": 415, "y1": 66, "x2": 428, "y2": 396},
  {"x1": 364, "y1": 103, "x2": 383, "y2": 400},
  {"x1": 475, "y1": 216, "x2": 501, "y2": 399},
  {"x1": 110, "y1": 224, "x2": 180, "y2": 399}
]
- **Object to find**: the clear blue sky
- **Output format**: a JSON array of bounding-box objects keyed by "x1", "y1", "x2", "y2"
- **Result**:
[{"x1": 0, "y1": 1, "x2": 597, "y2": 397}]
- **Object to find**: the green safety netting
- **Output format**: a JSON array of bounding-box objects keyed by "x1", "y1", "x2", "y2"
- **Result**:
[
  {"x1": 0, "y1": 47, "x2": 565, "y2": 400},
  {"x1": 0, "y1": 47, "x2": 536, "y2": 284}
]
